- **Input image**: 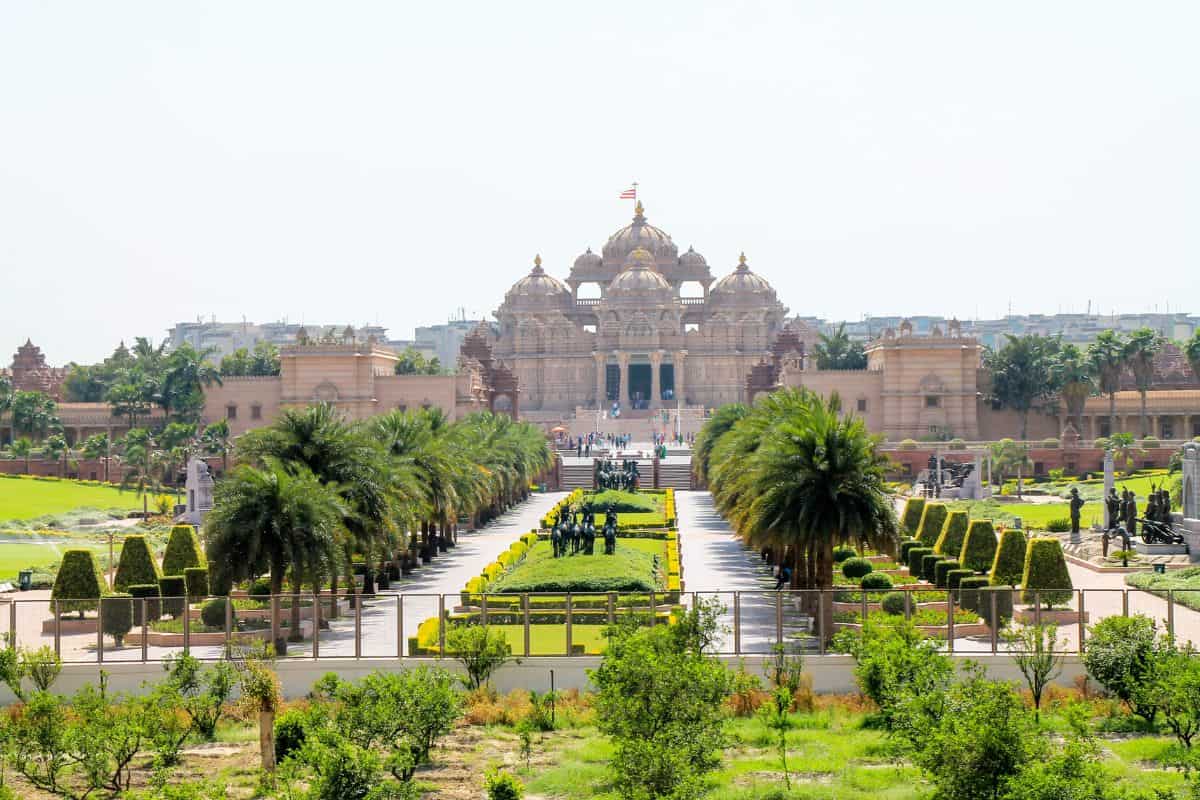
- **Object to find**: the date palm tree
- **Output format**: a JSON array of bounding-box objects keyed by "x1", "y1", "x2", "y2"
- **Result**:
[
  {"x1": 1086, "y1": 330, "x2": 1127, "y2": 437},
  {"x1": 692, "y1": 402, "x2": 748, "y2": 487},
  {"x1": 0, "y1": 375, "x2": 12, "y2": 446},
  {"x1": 1053, "y1": 343, "x2": 1095, "y2": 436},
  {"x1": 1186, "y1": 330, "x2": 1200, "y2": 383},
  {"x1": 10, "y1": 437, "x2": 33, "y2": 474},
  {"x1": 204, "y1": 459, "x2": 343, "y2": 654},
  {"x1": 199, "y1": 419, "x2": 231, "y2": 473},
  {"x1": 42, "y1": 433, "x2": 69, "y2": 478},
  {"x1": 1124, "y1": 327, "x2": 1165, "y2": 438},
  {"x1": 985, "y1": 334, "x2": 1059, "y2": 441},
  {"x1": 81, "y1": 433, "x2": 111, "y2": 482}
]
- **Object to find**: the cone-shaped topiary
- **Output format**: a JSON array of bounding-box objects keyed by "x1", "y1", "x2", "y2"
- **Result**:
[
  {"x1": 958, "y1": 576, "x2": 991, "y2": 613},
  {"x1": 159, "y1": 575, "x2": 187, "y2": 619},
  {"x1": 934, "y1": 511, "x2": 969, "y2": 557},
  {"x1": 1021, "y1": 537, "x2": 1073, "y2": 608},
  {"x1": 128, "y1": 584, "x2": 160, "y2": 626},
  {"x1": 990, "y1": 529, "x2": 1028, "y2": 587},
  {"x1": 899, "y1": 539, "x2": 922, "y2": 564},
  {"x1": 901, "y1": 498, "x2": 926, "y2": 537},
  {"x1": 114, "y1": 535, "x2": 160, "y2": 593},
  {"x1": 935, "y1": 559, "x2": 960, "y2": 589},
  {"x1": 916, "y1": 503, "x2": 949, "y2": 547},
  {"x1": 959, "y1": 520, "x2": 997, "y2": 573},
  {"x1": 51, "y1": 549, "x2": 105, "y2": 617},
  {"x1": 101, "y1": 593, "x2": 133, "y2": 647},
  {"x1": 184, "y1": 567, "x2": 209, "y2": 600},
  {"x1": 921, "y1": 554, "x2": 943, "y2": 583},
  {"x1": 907, "y1": 547, "x2": 933, "y2": 577},
  {"x1": 842, "y1": 557, "x2": 874, "y2": 580},
  {"x1": 947, "y1": 569, "x2": 974, "y2": 597},
  {"x1": 162, "y1": 524, "x2": 206, "y2": 577}
]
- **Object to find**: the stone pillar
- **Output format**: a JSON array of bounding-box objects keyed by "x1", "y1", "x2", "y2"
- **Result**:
[
  {"x1": 650, "y1": 351, "x2": 662, "y2": 410},
  {"x1": 1183, "y1": 443, "x2": 1199, "y2": 521},
  {"x1": 674, "y1": 350, "x2": 687, "y2": 407},
  {"x1": 617, "y1": 352, "x2": 629, "y2": 408},
  {"x1": 593, "y1": 352, "x2": 607, "y2": 409},
  {"x1": 1103, "y1": 450, "x2": 1116, "y2": 529}
]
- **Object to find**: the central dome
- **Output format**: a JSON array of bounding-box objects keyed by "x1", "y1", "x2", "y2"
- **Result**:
[
  {"x1": 607, "y1": 247, "x2": 673, "y2": 301},
  {"x1": 602, "y1": 202, "x2": 678, "y2": 264}
]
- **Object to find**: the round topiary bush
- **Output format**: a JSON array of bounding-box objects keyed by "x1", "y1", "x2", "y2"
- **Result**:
[
  {"x1": 899, "y1": 439, "x2": 918, "y2": 451},
  {"x1": 113, "y1": 535, "x2": 160, "y2": 593},
  {"x1": 128, "y1": 584, "x2": 160, "y2": 626},
  {"x1": 947, "y1": 569, "x2": 974, "y2": 596},
  {"x1": 881, "y1": 591, "x2": 908, "y2": 616},
  {"x1": 861, "y1": 572, "x2": 893, "y2": 591},
  {"x1": 916, "y1": 503, "x2": 948, "y2": 547},
  {"x1": 1021, "y1": 537, "x2": 1073, "y2": 608},
  {"x1": 833, "y1": 545, "x2": 858, "y2": 564},
  {"x1": 184, "y1": 567, "x2": 209, "y2": 600},
  {"x1": 934, "y1": 559, "x2": 960, "y2": 589},
  {"x1": 990, "y1": 529, "x2": 1027, "y2": 587},
  {"x1": 249, "y1": 577, "x2": 272, "y2": 598},
  {"x1": 162, "y1": 524, "x2": 206, "y2": 577},
  {"x1": 201, "y1": 597, "x2": 229, "y2": 629},
  {"x1": 934, "y1": 511, "x2": 969, "y2": 557},
  {"x1": 907, "y1": 547, "x2": 933, "y2": 577},
  {"x1": 159, "y1": 575, "x2": 187, "y2": 619},
  {"x1": 1093, "y1": 437, "x2": 1110, "y2": 450},
  {"x1": 900, "y1": 498, "x2": 926, "y2": 537},
  {"x1": 958, "y1": 576, "x2": 991, "y2": 613},
  {"x1": 899, "y1": 538, "x2": 922, "y2": 564},
  {"x1": 841, "y1": 557, "x2": 874, "y2": 580},
  {"x1": 51, "y1": 549, "x2": 105, "y2": 618},
  {"x1": 101, "y1": 593, "x2": 133, "y2": 647},
  {"x1": 921, "y1": 554, "x2": 943, "y2": 583},
  {"x1": 959, "y1": 520, "x2": 998, "y2": 573}
]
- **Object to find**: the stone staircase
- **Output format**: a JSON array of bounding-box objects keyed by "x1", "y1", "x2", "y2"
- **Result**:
[
  {"x1": 561, "y1": 462, "x2": 594, "y2": 490},
  {"x1": 657, "y1": 461, "x2": 693, "y2": 490}
]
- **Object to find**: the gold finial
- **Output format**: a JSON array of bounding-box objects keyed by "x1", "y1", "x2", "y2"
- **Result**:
[
  {"x1": 534, "y1": 254, "x2": 542, "y2": 267},
  {"x1": 635, "y1": 201, "x2": 644, "y2": 216},
  {"x1": 738, "y1": 252, "x2": 747, "y2": 266}
]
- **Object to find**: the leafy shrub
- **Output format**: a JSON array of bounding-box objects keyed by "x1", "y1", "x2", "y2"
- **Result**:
[
  {"x1": 959, "y1": 520, "x2": 997, "y2": 573},
  {"x1": 907, "y1": 547, "x2": 933, "y2": 576},
  {"x1": 159, "y1": 575, "x2": 187, "y2": 619},
  {"x1": 899, "y1": 439, "x2": 918, "y2": 451},
  {"x1": 584, "y1": 490, "x2": 659, "y2": 514},
  {"x1": 113, "y1": 535, "x2": 160, "y2": 592},
  {"x1": 1042, "y1": 437, "x2": 1061, "y2": 448},
  {"x1": 900, "y1": 497, "x2": 926, "y2": 536},
  {"x1": 881, "y1": 591, "x2": 908, "y2": 616},
  {"x1": 861, "y1": 572, "x2": 893, "y2": 591},
  {"x1": 485, "y1": 769, "x2": 525, "y2": 800},
  {"x1": 273, "y1": 706, "x2": 310, "y2": 763},
  {"x1": 446, "y1": 623, "x2": 513, "y2": 690},
  {"x1": 948, "y1": 438, "x2": 966, "y2": 450},
  {"x1": 899, "y1": 538, "x2": 922, "y2": 564},
  {"x1": 1093, "y1": 437, "x2": 1109, "y2": 450},
  {"x1": 958, "y1": 577, "x2": 991, "y2": 613},
  {"x1": 200, "y1": 597, "x2": 228, "y2": 629},
  {"x1": 915, "y1": 503, "x2": 948, "y2": 547},
  {"x1": 946, "y1": 569, "x2": 973, "y2": 595},
  {"x1": 934, "y1": 560, "x2": 959, "y2": 589},
  {"x1": 50, "y1": 549, "x2": 105, "y2": 617},
  {"x1": 841, "y1": 557, "x2": 874, "y2": 580},
  {"x1": 933, "y1": 511, "x2": 969, "y2": 557},
  {"x1": 833, "y1": 545, "x2": 858, "y2": 563},
  {"x1": 1021, "y1": 538, "x2": 1073, "y2": 607},
  {"x1": 161, "y1": 653, "x2": 237, "y2": 740},
  {"x1": 921, "y1": 554, "x2": 942, "y2": 583},
  {"x1": 977, "y1": 587, "x2": 1014, "y2": 628},
  {"x1": 1083, "y1": 614, "x2": 1161, "y2": 723},
  {"x1": 990, "y1": 529, "x2": 1027, "y2": 587},
  {"x1": 1142, "y1": 435, "x2": 1160, "y2": 448},
  {"x1": 184, "y1": 567, "x2": 209, "y2": 600},
  {"x1": 1045, "y1": 518, "x2": 1071, "y2": 533},
  {"x1": 101, "y1": 593, "x2": 134, "y2": 647},
  {"x1": 249, "y1": 577, "x2": 272, "y2": 598},
  {"x1": 128, "y1": 584, "x2": 160, "y2": 626},
  {"x1": 162, "y1": 524, "x2": 206, "y2": 577}
]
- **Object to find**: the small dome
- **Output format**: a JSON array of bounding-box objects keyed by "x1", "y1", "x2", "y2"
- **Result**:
[
  {"x1": 504, "y1": 255, "x2": 572, "y2": 311},
  {"x1": 607, "y1": 247, "x2": 673, "y2": 299},
  {"x1": 709, "y1": 253, "x2": 777, "y2": 307},
  {"x1": 573, "y1": 247, "x2": 602, "y2": 271},
  {"x1": 602, "y1": 202, "x2": 678, "y2": 263},
  {"x1": 679, "y1": 245, "x2": 707, "y2": 268}
]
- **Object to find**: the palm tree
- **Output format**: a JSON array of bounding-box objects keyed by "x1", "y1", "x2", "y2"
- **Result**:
[
  {"x1": 691, "y1": 403, "x2": 748, "y2": 487},
  {"x1": 813, "y1": 323, "x2": 867, "y2": 370},
  {"x1": 1124, "y1": 327, "x2": 1164, "y2": 438},
  {"x1": 200, "y1": 419, "x2": 232, "y2": 473},
  {"x1": 1086, "y1": 330, "x2": 1127, "y2": 437},
  {"x1": 1186, "y1": 330, "x2": 1200, "y2": 383},
  {"x1": 10, "y1": 438, "x2": 33, "y2": 474},
  {"x1": 42, "y1": 433, "x2": 69, "y2": 478},
  {"x1": 1052, "y1": 343, "x2": 1095, "y2": 436},
  {"x1": 204, "y1": 460, "x2": 342, "y2": 654},
  {"x1": 0, "y1": 375, "x2": 12, "y2": 447},
  {"x1": 985, "y1": 334, "x2": 1059, "y2": 441},
  {"x1": 161, "y1": 344, "x2": 222, "y2": 421},
  {"x1": 81, "y1": 433, "x2": 111, "y2": 482},
  {"x1": 118, "y1": 428, "x2": 163, "y2": 518},
  {"x1": 9, "y1": 391, "x2": 59, "y2": 442}
]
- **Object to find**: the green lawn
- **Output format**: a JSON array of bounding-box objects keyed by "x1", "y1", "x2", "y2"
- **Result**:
[
  {"x1": 1126, "y1": 567, "x2": 1200, "y2": 611},
  {"x1": 490, "y1": 539, "x2": 666, "y2": 594},
  {"x1": 0, "y1": 478, "x2": 144, "y2": 522},
  {"x1": 0, "y1": 538, "x2": 111, "y2": 581},
  {"x1": 944, "y1": 498, "x2": 1103, "y2": 530}
]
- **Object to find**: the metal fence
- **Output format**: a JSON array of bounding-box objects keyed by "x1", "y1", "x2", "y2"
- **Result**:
[{"x1": 4, "y1": 586, "x2": 1197, "y2": 664}]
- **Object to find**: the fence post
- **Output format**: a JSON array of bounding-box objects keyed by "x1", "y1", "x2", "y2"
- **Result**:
[
  {"x1": 1077, "y1": 589, "x2": 1085, "y2": 653},
  {"x1": 733, "y1": 592, "x2": 741, "y2": 655},
  {"x1": 271, "y1": 595, "x2": 280, "y2": 658},
  {"x1": 817, "y1": 591, "x2": 826, "y2": 656},
  {"x1": 354, "y1": 591, "x2": 362, "y2": 659},
  {"x1": 225, "y1": 596, "x2": 233, "y2": 652},
  {"x1": 904, "y1": 589, "x2": 911, "y2": 621},
  {"x1": 183, "y1": 596, "x2": 191, "y2": 656},
  {"x1": 97, "y1": 599, "x2": 104, "y2": 664},
  {"x1": 990, "y1": 592, "x2": 999, "y2": 654},
  {"x1": 649, "y1": 592, "x2": 656, "y2": 627},
  {"x1": 523, "y1": 594, "x2": 530, "y2": 658},
  {"x1": 566, "y1": 593, "x2": 574, "y2": 656},
  {"x1": 313, "y1": 592, "x2": 321, "y2": 660},
  {"x1": 438, "y1": 595, "x2": 446, "y2": 658},
  {"x1": 1122, "y1": 589, "x2": 1129, "y2": 617},
  {"x1": 776, "y1": 591, "x2": 784, "y2": 648},
  {"x1": 141, "y1": 598, "x2": 149, "y2": 663},
  {"x1": 1034, "y1": 591, "x2": 1042, "y2": 629},
  {"x1": 607, "y1": 592, "x2": 615, "y2": 625},
  {"x1": 481, "y1": 593, "x2": 489, "y2": 627},
  {"x1": 53, "y1": 600, "x2": 60, "y2": 658},
  {"x1": 394, "y1": 594, "x2": 401, "y2": 659},
  {"x1": 1168, "y1": 590, "x2": 1176, "y2": 643},
  {"x1": 9, "y1": 601, "x2": 15, "y2": 650},
  {"x1": 947, "y1": 592, "x2": 955, "y2": 654}
]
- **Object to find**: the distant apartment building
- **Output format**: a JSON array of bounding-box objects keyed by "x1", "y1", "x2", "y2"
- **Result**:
[{"x1": 166, "y1": 319, "x2": 388, "y2": 360}]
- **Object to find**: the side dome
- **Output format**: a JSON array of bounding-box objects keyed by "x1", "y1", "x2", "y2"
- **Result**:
[
  {"x1": 607, "y1": 247, "x2": 674, "y2": 301},
  {"x1": 709, "y1": 253, "x2": 778, "y2": 307},
  {"x1": 504, "y1": 255, "x2": 572, "y2": 311},
  {"x1": 602, "y1": 202, "x2": 678, "y2": 264},
  {"x1": 573, "y1": 247, "x2": 602, "y2": 271},
  {"x1": 679, "y1": 245, "x2": 707, "y2": 269}
]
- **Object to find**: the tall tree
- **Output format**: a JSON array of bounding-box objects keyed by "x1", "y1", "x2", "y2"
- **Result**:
[
  {"x1": 42, "y1": 433, "x2": 69, "y2": 478},
  {"x1": 0, "y1": 375, "x2": 12, "y2": 446},
  {"x1": 1086, "y1": 330, "x2": 1127, "y2": 436},
  {"x1": 1186, "y1": 330, "x2": 1200, "y2": 383},
  {"x1": 199, "y1": 419, "x2": 232, "y2": 473},
  {"x1": 161, "y1": 344, "x2": 222, "y2": 422},
  {"x1": 204, "y1": 460, "x2": 342, "y2": 654},
  {"x1": 691, "y1": 402, "x2": 748, "y2": 487},
  {"x1": 985, "y1": 334, "x2": 1059, "y2": 441},
  {"x1": 9, "y1": 391, "x2": 59, "y2": 442},
  {"x1": 1124, "y1": 327, "x2": 1165, "y2": 438},
  {"x1": 813, "y1": 323, "x2": 868, "y2": 370},
  {"x1": 10, "y1": 438, "x2": 33, "y2": 474},
  {"x1": 1052, "y1": 343, "x2": 1095, "y2": 436},
  {"x1": 80, "y1": 433, "x2": 111, "y2": 482}
]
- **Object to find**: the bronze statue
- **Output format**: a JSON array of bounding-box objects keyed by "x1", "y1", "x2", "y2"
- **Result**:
[{"x1": 1069, "y1": 487, "x2": 1084, "y2": 534}]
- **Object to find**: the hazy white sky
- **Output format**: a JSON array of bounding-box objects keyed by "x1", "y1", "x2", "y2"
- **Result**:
[{"x1": 2, "y1": 1, "x2": 1197, "y2": 364}]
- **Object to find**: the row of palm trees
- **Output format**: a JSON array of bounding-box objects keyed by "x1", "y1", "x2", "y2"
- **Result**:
[
  {"x1": 203, "y1": 403, "x2": 553, "y2": 652},
  {"x1": 694, "y1": 388, "x2": 899, "y2": 637}
]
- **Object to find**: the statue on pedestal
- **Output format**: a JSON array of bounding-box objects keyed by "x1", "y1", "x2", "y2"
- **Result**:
[{"x1": 1069, "y1": 488, "x2": 1084, "y2": 535}]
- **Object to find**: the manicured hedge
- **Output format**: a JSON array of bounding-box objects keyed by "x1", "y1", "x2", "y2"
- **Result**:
[
  {"x1": 159, "y1": 575, "x2": 187, "y2": 619},
  {"x1": 113, "y1": 535, "x2": 160, "y2": 592},
  {"x1": 934, "y1": 511, "x2": 969, "y2": 557},
  {"x1": 841, "y1": 557, "x2": 874, "y2": 580},
  {"x1": 162, "y1": 524, "x2": 206, "y2": 577},
  {"x1": 861, "y1": 572, "x2": 893, "y2": 591},
  {"x1": 916, "y1": 503, "x2": 949, "y2": 547},
  {"x1": 184, "y1": 567, "x2": 209, "y2": 600},
  {"x1": 958, "y1": 576, "x2": 991, "y2": 613},
  {"x1": 899, "y1": 539, "x2": 922, "y2": 564},
  {"x1": 935, "y1": 559, "x2": 960, "y2": 589},
  {"x1": 1021, "y1": 537, "x2": 1073, "y2": 608},
  {"x1": 959, "y1": 520, "x2": 997, "y2": 574},
  {"x1": 900, "y1": 498, "x2": 926, "y2": 537},
  {"x1": 128, "y1": 584, "x2": 160, "y2": 626},
  {"x1": 51, "y1": 549, "x2": 105, "y2": 617},
  {"x1": 101, "y1": 593, "x2": 134, "y2": 647},
  {"x1": 978, "y1": 586, "x2": 1015, "y2": 628},
  {"x1": 990, "y1": 529, "x2": 1028, "y2": 587},
  {"x1": 907, "y1": 547, "x2": 933, "y2": 577},
  {"x1": 947, "y1": 569, "x2": 974, "y2": 596},
  {"x1": 921, "y1": 554, "x2": 943, "y2": 583}
]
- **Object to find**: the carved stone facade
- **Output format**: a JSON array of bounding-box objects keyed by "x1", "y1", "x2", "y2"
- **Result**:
[{"x1": 3, "y1": 339, "x2": 67, "y2": 399}]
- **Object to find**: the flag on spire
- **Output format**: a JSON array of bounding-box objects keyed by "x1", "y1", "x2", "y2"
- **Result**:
[{"x1": 619, "y1": 183, "x2": 637, "y2": 200}]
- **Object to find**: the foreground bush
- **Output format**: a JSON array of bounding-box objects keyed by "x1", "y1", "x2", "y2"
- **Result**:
[
  {"x1": 101, "y1": 593, "x2": 133, "y2": 647},
  {"x1": 1084, "y1": 614, "x2": 1162, "y2": 724}
]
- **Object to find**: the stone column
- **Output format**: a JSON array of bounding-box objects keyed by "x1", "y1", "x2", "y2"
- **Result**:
[
  {"x1": 1183, "y1": 443, "x2": 1199, "y2": 521},
  {"x1": 1103, "y1": 450, "x2": 1116, "y2": 528},
  {"x1": 593, "y1": 352, "x2": 606, "y2": 409},
  {"x1": 674, "y1": 350, "x2": 687, "y2": 407},
  {"x1": 649, "y1": 351, "x2": 662, "y2": 409},
  {"x1": 617, "y1": 352, "x2": 629, "y2": 408}
]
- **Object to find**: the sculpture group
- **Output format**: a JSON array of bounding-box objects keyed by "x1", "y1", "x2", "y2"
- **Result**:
[
  {"x1": 549, "y1": 505, "x2": 618, "y2": 558},
  {"x1": 1102, "y1": 484, "x2": 1183, "y2": 555},
  {"x1": 597, "y1": 459, "x2": 640, "y2": 491}
]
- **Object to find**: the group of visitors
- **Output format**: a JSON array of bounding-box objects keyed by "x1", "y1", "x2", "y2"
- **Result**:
[{"x1": 559, "y1": 432, "x2": 635, "y2": 458}]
